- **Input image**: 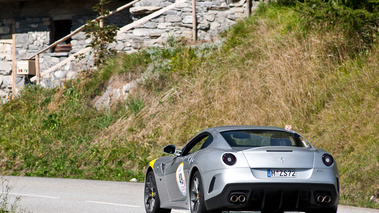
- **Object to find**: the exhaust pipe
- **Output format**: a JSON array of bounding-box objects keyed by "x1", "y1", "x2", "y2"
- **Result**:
[
  {"x1": 316, "y1": 194, "x2": 332, "y2": 204},
  {"x1": 229, "y1": 194, "x2": 246, "y2": 204},
  {"x1": 230, "y1": 195, "x2": 239, "y2": 203},
  {"x1": 238, "y1": 195, "x2": 246, "y2": 203}
]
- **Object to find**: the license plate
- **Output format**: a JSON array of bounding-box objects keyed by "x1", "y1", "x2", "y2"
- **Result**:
[{"x1": 267, "y1": 169, "x2": 296, "y2": 178}]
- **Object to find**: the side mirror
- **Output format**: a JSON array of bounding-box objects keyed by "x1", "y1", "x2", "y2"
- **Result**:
[{"x1": 163, "y1": 145, "x2": 177, "y2": 155}]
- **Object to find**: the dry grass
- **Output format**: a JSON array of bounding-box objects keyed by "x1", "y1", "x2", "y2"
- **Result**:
[
  {"x1": 306, "y1": 46, "x2": 379, "y2": 206},
  {"x1": 98, "y1": 13, "x2": 348, "y2": 148}
]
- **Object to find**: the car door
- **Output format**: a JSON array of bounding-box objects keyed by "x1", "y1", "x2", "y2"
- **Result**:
[{"x1": 164, "y1": 133, "x2": 213, "y2": 203}]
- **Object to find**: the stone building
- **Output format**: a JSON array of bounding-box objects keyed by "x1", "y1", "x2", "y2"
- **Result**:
[{"x1": 0, "y1": 0, "x2": 259, "y2": 104}]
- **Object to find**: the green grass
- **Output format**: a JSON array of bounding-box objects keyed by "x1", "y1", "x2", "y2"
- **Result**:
[{"x1": 0, "y1": 2, "x2": 378, "y2": 209}]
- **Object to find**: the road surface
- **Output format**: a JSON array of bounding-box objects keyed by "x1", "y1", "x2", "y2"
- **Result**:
[{"x1": 1, "y1": 176, "x2": 377, "y2": 213}]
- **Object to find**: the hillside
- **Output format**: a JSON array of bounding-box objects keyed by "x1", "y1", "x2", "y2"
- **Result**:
[{"x1": 0, "y1": 2, "x2": 378, "y2": 209}]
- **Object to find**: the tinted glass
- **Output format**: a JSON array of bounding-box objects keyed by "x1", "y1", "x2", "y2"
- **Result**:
[
  {"x1": 220, "y1": 130, "x2": 308, "y2": 148},
  {"x1": 183, "y1": 134, "x2": 214, "y2": 156}
]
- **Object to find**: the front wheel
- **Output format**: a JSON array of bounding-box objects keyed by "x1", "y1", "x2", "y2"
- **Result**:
[{"x1": 144, "y1": 170, "x2": 171, "y2": 213}]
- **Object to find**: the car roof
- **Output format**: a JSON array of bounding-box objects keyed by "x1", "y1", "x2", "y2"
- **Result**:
[{"x1": 207, "y1": 125, "x2": 290, "y2": 133}]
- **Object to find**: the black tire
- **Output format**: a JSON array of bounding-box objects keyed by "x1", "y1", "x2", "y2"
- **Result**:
[
  {"x1": 306, "y1": 207, "x2": 337, "y2": 213},
  {"x1": 190, "y1": 171, "x2": 208, "y2": 213},
  {"x1": 144, "y1": 170, "x2": 171, "y2": 213},
  {"x1": 208, "y1": 210, "x2": 222, "y2": 213}
]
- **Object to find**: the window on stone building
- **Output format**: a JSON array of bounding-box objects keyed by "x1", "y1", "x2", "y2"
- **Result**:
[{"x1": 51, "y1": 20, "x2": 72, "y2": 52}]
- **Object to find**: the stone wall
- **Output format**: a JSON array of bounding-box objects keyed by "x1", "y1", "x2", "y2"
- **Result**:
[
  {"x1": 113, "y1": 0, "x2": 251, "y2": 52},
  {"x1": 0, "y1": 0, "x2": 261, "y2": 104}
]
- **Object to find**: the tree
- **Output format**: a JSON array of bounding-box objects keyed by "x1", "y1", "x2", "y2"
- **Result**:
[{"x1": 85, "y1": 0, "x2": 119, "y2": 67}]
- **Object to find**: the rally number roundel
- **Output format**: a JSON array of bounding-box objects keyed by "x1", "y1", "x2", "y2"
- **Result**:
[{"x1": 176, "y1": 162, "x2": 186, "y2": 195}]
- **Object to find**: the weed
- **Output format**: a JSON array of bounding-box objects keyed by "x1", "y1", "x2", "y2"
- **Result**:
[
  {"x1": 126, "y1": 96, "x2": 145, "y2": 114},
  {"x1": 0, "y1": 178, "x2": 30, "y2": 213}
]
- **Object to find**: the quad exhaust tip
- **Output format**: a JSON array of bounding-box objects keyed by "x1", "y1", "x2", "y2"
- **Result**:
[
  {"x1": 229, "y1": 194, "x2": 246, "y2": 204},
  {"x1": 316, "y1": 194, "x2": 332, "y2": 204},
  {"x1": 229, "y1": 193, "x2": 332, "y2": 205}
]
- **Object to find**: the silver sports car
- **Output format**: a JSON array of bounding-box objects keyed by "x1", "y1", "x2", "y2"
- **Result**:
[{"x1": 144, "y1": 126, "x2": 339, "y2": 213}]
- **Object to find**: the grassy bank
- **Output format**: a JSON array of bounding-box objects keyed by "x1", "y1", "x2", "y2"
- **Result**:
[{"x1": 0, "y1": 3, "x2": 378, "y2": 209}]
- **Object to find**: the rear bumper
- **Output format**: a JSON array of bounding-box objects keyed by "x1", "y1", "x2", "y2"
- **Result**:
[{"x1": 205, "y1": 183, "x2": 339, "y2": 212}]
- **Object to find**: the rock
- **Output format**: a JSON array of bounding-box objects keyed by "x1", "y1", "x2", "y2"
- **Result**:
[
  {"x1": 130, "y1": 6, "x2": 162, "y2": 16},
  {"x1": 230, "y1": 7, "x2": 245, "y2": 13},
  {"x1": 113, "y1": 88, "x2": 121, "y2": 100},
  {"x1": 198, "y1": 23, "x2": 210, "y2": 30},
  {"x1": 0, "y1": 76, "x2": 11, "y2": 89},
  {"x1": 165, "y1": 15, "x2": 182, "y2": 22},
  {"x1": 210, "y1": 22, "x2": 221, "y2": 30},
  {"x1": 51, "y1": 57, "x2": 60, "y2": 64},
  {"x1": 207, "y1": 6, "x2": 230, "y2": 11},
  {"x1": 182, "y1": 16, "x2": 193, "y2": 24},
  {"x1": 0, "y1": 61, "x2": 11, "y2": 75},
  {"x1": 176, "y1": 23, "x2": 192, "y2": 29},
  {"x1": 67, "y1": 71, "x2": 76, "y2": 80},
  {"x1": 0, "y1": 89, "x2": 7, "y2": 98},
  {"x1": 54, "y1": 70, "x2": 67, "y2": 79},
  {"x1": 205, "y1": 14, "x2": 215, "y2": 22},
  {"x1": 123, "y1": 81, "x2": 137, "y2": 95},
  {"x1": 157, "y1": 23, "x2": 172, "y2": 29},
  {"x1": 144, "y1": 22, "x2": 157, "y2": 29},
  {"x1": 133, "y1": 29, "x2": 151, "y2": 37},
  {"x1": 149, "y1": 33, "x2": 162, "y2": 39},
  {"x1": 130, "y1": 178, "x2": 138, "y2": 182},
  {"x1": 94, "y1": 88, "x2": 111, "y2": 110},
  {"x1": 227, "y1": 14, "x2": 237, "y2": 21}
]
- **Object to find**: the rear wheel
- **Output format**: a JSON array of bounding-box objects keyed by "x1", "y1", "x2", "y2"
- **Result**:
[
  {"x1": 190, "y1": 171, "x2": 208, "y2": 213},
  {"x1": 189, "y1": 171, "x2": 222, "y2": 213},
  {"x1": 306, "y1": 207, "x2": 337, "y2": 213},
  {"x1": 144, "y1": 170, "x2": 171, "y2": 213}
]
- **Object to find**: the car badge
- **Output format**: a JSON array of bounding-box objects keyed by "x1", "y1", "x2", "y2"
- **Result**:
[{"x1": 278, "y1": 156, "x2": 285, "y2": 163}]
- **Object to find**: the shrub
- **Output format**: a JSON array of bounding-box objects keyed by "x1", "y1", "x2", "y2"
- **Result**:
[
  {"x1": 297, "y1": 0, "x2": 379, "y2": 51},
  {"x1": 85, "y1": 0, "x2": 119, "y2": 67}
]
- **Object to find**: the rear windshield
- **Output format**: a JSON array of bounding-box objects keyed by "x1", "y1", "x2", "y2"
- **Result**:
[{"x1": 220, "y1": 130, "x2": 309, "y2": 148}]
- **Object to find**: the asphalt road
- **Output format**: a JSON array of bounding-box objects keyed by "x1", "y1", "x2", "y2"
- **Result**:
[{"x1": 1, "y1": 176, "x2": 378, "y2": 213}]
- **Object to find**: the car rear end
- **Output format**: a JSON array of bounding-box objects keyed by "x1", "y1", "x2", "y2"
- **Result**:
[{"x1": 203, "y1": 127, "x2": 339, "y2": 213}]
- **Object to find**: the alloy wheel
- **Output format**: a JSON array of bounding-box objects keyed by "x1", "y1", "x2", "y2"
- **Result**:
[
  {"x1": 145, "y1": 172, "x2": 157, "y2": 213},
  {"x1": 190, "y1": 175, "x2": 200, "y2": 212}
]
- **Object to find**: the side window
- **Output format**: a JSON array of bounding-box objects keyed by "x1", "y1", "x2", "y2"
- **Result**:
[
  {"x1": 296, "y1": 135, "x2": 309, "y2": 147},
  {"x1": 183, "y1": 134, "x2": 213, "y2": 156}
]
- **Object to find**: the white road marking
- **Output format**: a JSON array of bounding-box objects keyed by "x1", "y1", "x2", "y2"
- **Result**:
[
  {"x1": 5, "y1": 192, "x2": 141, "y2": 209},
  {"x1": 8, "y1": 192, "x2": 60, "y2": 199},
  {"x1": 86, "y1": 200, "x2": 140, "y2": 208}
]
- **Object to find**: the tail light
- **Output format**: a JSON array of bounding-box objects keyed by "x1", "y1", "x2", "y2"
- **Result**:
[
  {"x1": 222, "y1": 153, "x2": 236, "y2": 166},
  {"x1": 322, "y1": 154, "x2": 334, "y2": 166}
]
